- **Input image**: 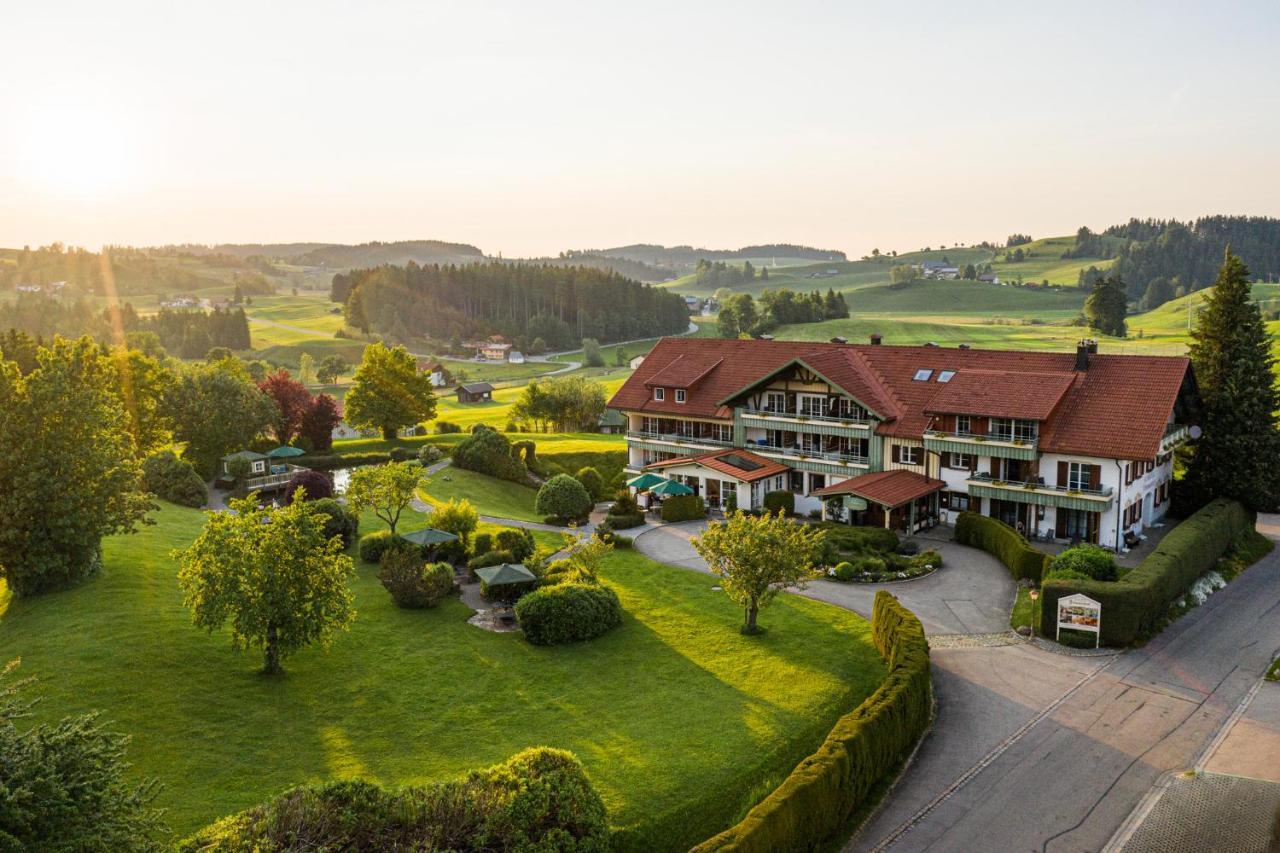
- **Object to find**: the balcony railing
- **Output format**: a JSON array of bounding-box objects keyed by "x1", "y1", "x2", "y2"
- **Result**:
[
  {"x1": 245, "y1": 464, "x2": 307, "y2": 491},
  {"x1": 967, "y1": 473, "x2": 1113, "y2": 499},
  {"x1": 741, "y1": 406, "x2": 873, "y2": 426},
  {"x1": 626, "y1": 430, "x2": 733, "y2": 448},
  {"x1": 924, "y1": 428, "x2": 1038, "y2": 448},
  {"x1": 748, "y1": 442, "x2": 870, "y2": 466}
]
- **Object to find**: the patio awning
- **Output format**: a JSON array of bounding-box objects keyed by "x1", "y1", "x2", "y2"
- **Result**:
[
  {"x1": 401, "y1": 527, "x2": 459, "y2": 547},
  {"x1": 649, "y1": 479, "x2": 694, "y2": 497},
  {"x1": 627, "y1": 472, "x2": 667, "y2": 491},
  {"x1": 475, "y1": 563, "x2": 537, "y2": 586},
  {"x1": 267, "y1": 445, "x2": 307, "y2": 458},
  {"x1": 813, "y1": 469, "x2": 945, "y2": 508}
]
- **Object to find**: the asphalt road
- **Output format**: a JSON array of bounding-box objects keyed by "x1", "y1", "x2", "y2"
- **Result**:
[{"x1": 850, "y1": 518, "x2": 1280, "y2": 852}]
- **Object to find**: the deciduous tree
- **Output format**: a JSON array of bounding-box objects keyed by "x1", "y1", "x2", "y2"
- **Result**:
[
  {"x1": 691, "y1": 510, "x2": 825, "y2": 634},
  {"x1": 175, "y1": 493, "x2": 356, "y2": 674},
  {"x1": 0, "y1": 336, "x2": 154, "y2": 596},
  {"x1": 345, "y1": 461, "x2": 423, "y2": 535},
  {"x1": 167, "y1": 359, "x2": 276, "y2": 477},
  {"x1": 257, "y1": 368, "x2": 312, "y2": 445},
  {"x1": 344, "y1": 343, "x2": 437, "y2": 440},
  {"x1": 1084, "y1": 274, "x2": 1128, "y2": 337},
  {"x1": 300, "y1": 393, "x2": 342, "y2": 452}
]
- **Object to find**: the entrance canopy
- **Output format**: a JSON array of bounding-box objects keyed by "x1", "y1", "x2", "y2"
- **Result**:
[
  {"x1": 644, "y1": 448, "x2": 788, "y2": 485},
  {"x1": 814, "y1": 469, "x2": 945, "y2": 508}
]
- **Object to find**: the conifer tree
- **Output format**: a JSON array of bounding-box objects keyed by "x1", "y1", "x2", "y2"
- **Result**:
[
  {"x1": 1084, "y1": 274, "x2": 1128, "y2": 337},
  {"x1": 1183, "y1": 250, "x2": 1280, "y2": 510}
]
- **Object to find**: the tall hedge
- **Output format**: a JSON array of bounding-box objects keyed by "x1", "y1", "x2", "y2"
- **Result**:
[
  {"x1": 1038, "y1": 498, "x2": 1250, "y2": 645},
  {"x1": 953, "y1": 512, "x2": 1050, "y2": 582},
  {"x1": 660, "y1": 494, "x2": 705, "y2": 522},
  {"x1": 692, "y1": 591, "x2": 931, "y2": 852}
]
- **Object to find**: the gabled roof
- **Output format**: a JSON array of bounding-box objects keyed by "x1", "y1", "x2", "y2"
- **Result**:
[
  {"x1": 222, "y1": 450, "x2": 267, "y2": 462},
  {"x1": 813, "y1": 469, "x2": 945, "y2": 507},
  {"x1": 458, "y1": 382, "x2": 494, "y2": 394},
  {"x1": 644, "y1": 353, "x2": 723, "y2": 389},
  {"x1": 644, "y1": 448, "x2": 789, "y2": 483},
  {"x1": 923, "y1": 369, "x2": 1075, "y2": 421},
  {"x1": 608, "y1": 337, "x2": 1191, "y2": 460}
]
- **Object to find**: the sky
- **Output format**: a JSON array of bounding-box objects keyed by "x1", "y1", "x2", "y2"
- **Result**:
[{"x1": 2, "y1": 1, "x2": 1278, "y2": 258}]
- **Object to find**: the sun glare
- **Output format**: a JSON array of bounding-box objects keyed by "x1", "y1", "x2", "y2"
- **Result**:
[{"x1": 17, "y1": 107, "x2": 143, "y2": 199}]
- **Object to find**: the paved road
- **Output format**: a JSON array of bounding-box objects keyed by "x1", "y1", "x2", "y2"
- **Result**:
[
  {"x1": 631, "y1": 521, "x2": 1016, "y2": 635},
  {"x1": 849, "y1": 518, "x2": 1280, "y2": 853}
]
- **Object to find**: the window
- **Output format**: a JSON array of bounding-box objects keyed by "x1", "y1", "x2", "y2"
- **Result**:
[
  {"x1": 948, "y1": 452, "x2": 974, "y2": 469},
  {"x1": 937, "y1": 370, "x2": 956, "y2": 383},
  {"x1": 913, "y1": 368, "x2": 933, "y2": 381},
  {"x1": 765, "y1": 391, "x2": 786, "y2": 413},
  {"x1": 948, "y1": 491, "x2": 970, "y2": 511},
  {"x1": 809, "y1": 473, "x2": 826, "y2": 494},
  {"x1": 1014, "y1": 420, "x2": 1038, "y2": 442},
  {"x1": 893, "y1": 445, "x2": 922, "y2": 466},
  {"x1": 653, "y1": 387, "x2": 665, "y2": 401},
  {"x1": 990, "y1": 418, "x2": 1014, "y2": 440},
  {"x1": 1067, "y1": 462, "x2": 1092, "y2": 491},
  {"x1": 675, "y1": 389, "x2": 686, "y2": 404},
  {"x1": 799, "y1": 394, "x2": 826, "y2": 417},
  {"x1": 956, "y1": 415, "x2": 971, "y2": 435}
]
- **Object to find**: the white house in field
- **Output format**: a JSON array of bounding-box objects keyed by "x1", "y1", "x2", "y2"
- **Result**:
[{"x1": 608, "y1": 336, "x2": 1195, "y2": 551}]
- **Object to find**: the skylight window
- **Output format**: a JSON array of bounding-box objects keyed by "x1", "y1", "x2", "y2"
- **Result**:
[
  {"x1": 937, "y1": 370, "x2": 956, "y2": 383},
  {"x1": 913, "y1": 368, "x2": 933, "y2": 381}
]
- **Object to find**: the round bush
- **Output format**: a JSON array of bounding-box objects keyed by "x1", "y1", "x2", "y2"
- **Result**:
[
  {"x1": 467, "y1": 550, "x2": 514, "y2": 571},
  {"x1": 418, "y1": 444, "x2": 445, "y2": 464},
  {"x1": 912, "y1": 549, "x2": 943, "y2": 570},
  {"x1": 1045, "y1": 566, "x2": 1092, "y2": 582},
  {"x1": 141, "y1": 450, "x2": 208, "y2": 507},
  {"x1": 472, "y1": 532, "x2": 494, "y2": 557},
  {"x1": 515, "y1": 582, "x2": 623, "y2": 645},
  {"x1": 495, "y1": 528, "x2": 535, "y2": 562},
  {"x1": 762, "y1": 490, "x2": 795, "y2": 516},
  {"x1": 453, "y1": 425, "x2": 527, "y2": 482},
  {"x1": 283, "y1": 468, "x2": 334, "y2": 502},
  {"x1": 834, "y1": 561, "x2": 856, "y2": 581},
  {"x1": 535, "y1": 474, "x2": 593, "y2": 522},
  {"x1": 852, "y1": 555, "x2": 887, "y2": 574},
  {"x1": 358, "y1": 530, "x2": 410, "y2": 564},
  {"x1": 435, "y1": 421, "x2": 462, "y2": 434},
  {"x1": 1050, "y1": 544, "x2": 1118, "y2": 581},
  {"x1": 310, "y1": 497, "x2": 360, "y2": 548},
  {"x1": 378, "y1": 551, "x2": 454, "y2": 608},
  {"x1": 574, "y1": 466, "x2": 606, "y2": 501}
]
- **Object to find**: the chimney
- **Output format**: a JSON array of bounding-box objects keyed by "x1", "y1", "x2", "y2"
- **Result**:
[
  {"x1": 1087, "y1": 339, "x2": 1098, "y2": 354},
  {"x1": 924, "y1": 341, "x2": 939, "y2": 348},
  {"x1": 1075, "y1": 340, "x2": 1091, "y2": 371},
  {"x1": 754, "y1": 334, "x2": 774, "y2": 341},
  {"x1": 869, "y1": 333, "x2": 882, "y2": 346},
  {"x1": 958, "y1": 343, "x2": 971, "y2": 350},
  {"x1": 830, "y1": 336, "x2": 848, "y2": 344}
]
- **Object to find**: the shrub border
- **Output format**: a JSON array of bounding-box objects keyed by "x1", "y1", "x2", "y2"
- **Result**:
[
  {"x1": 691, "y1": 591, "x2": 931, "y2": 852},
  {"x1": 953, "y1": 511, "x2": 1050, "y2": 582}
]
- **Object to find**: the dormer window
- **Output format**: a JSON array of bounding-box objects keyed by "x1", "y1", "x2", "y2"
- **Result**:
[
  {"x1": 675, "y1": 389, "x2": 686, "y2": 404},
  {"x1": 913, "y1": 369, "x2": 933, "y2": 381},
  {"x1": 653, "y1": 387, "x2": 665, "y2": 401},
  {"x1": 937, "y1": 370, "x2": 955, "y2": 383}
]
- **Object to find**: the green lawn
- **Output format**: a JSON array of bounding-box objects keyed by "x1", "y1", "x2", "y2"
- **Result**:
[
  {"x1": 419, "y1": 466, "x2": 541, "y2": 522},
  {"x1": 0, "y1": 504, "x2": 884, "y2": 850}
]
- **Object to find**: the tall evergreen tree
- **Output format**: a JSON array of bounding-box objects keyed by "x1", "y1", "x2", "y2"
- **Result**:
[
  {"x1": 1183, "y1": 250, "x2": 1280, "y2": 510},
  {"x1": 1083, "y1": 275, "x2": 1128, "y2": 337}
]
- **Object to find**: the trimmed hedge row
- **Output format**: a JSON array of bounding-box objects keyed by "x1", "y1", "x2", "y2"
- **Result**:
[
  {"x1": 660, "y1": 494, "x2": 705, "y2": 522},
  {"x1": 953, "y1": 512, "x2": 1050, "y2": 582},
  {"x1": 692, "y1": 591, "x2": 931, "y2": 852},
  {"x1": 1038, "y1": 498, "x2": 1250, "y2": 646}
]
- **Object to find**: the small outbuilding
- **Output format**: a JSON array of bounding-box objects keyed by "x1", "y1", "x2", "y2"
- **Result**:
[{"x1": 456, "y1": 382, "x2": 495, "y2": 403}]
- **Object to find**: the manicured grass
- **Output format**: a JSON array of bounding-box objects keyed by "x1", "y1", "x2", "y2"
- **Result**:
[
  {"x1": 419, "y1": 466, "x2": 541, "y2": 522},
  {"x1": 1010, "y1": 587, "x2": 1041, "y2": 632},
  {"x1": 987, "y1": 235, "x2": 1120, "y2": 285},
  {"x1": 0, "y1": 504, "x2": 884, "y2": 851},
  {"x1": 433, "y1": 375, "x2": 630, "y2": 431},
  {"x1": 1266, "y1": 658, "x2": 1280, "y2": 682}
]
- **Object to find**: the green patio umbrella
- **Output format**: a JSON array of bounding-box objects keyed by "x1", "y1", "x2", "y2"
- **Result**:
[
  {"x1": 649, "y1": 479, "x2": 694, "y2": 497},
  {"x1": 401, "y1": 527, "x2": 459, "y2": 548},
  {"x1": 266, "y1": 445, "x2": 306, "y2": 459},
  {"x1": 475, "y1": 563, "x2": 537, "y2": 587},
  {"x1": 627, "y1": 472, "x2": 667, "y2": 491}
]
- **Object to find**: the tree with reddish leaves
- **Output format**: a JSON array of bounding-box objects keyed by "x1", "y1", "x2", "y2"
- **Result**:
[
  {"x1": 301, "y1": 393, "x2": 342, "y2": 452},
  {"x1": 258, "y1": 369, "x2": 312, "y2": 445}
]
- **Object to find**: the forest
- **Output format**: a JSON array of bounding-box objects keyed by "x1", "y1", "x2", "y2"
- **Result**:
[{"x1": 334, "y1": 261, "x2": 690, "y2": 351}]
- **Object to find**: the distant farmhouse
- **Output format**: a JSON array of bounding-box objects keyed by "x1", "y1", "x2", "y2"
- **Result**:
[
  {"x1": 456, "y1": 382, "x2": 494, "y2": 403},
  {"x1": 919, "y1": 261, "x2": 960, "y2": 280},
  {"x1": 417, "y1": 359, "x2": 448, "y2": 388}
]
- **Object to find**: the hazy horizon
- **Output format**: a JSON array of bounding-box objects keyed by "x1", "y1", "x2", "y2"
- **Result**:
[{"x1": 4, "y1": 1, "x2": 1278, "y2": 258}]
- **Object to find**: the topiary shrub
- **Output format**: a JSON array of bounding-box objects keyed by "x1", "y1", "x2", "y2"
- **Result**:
[
  {"x1": 311, "y1": 497, "x2": 360, "y2": 548},
  {"x1": 515, "y1": 582, "x2": 623, "y2": 646},
  {"x1": 495, "y1": 528, "x2": 536, "y2": 562},
  {"x1": 574, "y1": 466, "x2": 606, "y2": 501},
  {"x1": 762, "y1": 490, "x2": 795, "y2": 516},
  {"x1": 472, "y1": 532, "x2": 493, "y2": 557},
  {"x1": 954, "y1": 512, "x2": 1050, "y2": 582},
  {"x1": 283, "y1": 468, "x2": 334, "y2": 502},
  {"x1": 834, "y1": 561, "x2": 856, "y2": 581},
  {"x1": 358, "y1": 530, "x2": 411, "y2": 564},
  {"x1": 659, "y1": 494, "x2": 706, "y2": 522},
  {"x1": 1049, "y1": 544, "x2": 1117, "y2": 581},
  {"x1": 535, "y1": 474, "x2": 593, "y2": 523},
  {"x1": 179, "y1": 747, "x2": 608, "y2": 852},
  {"x1": 378, "y1": 550, "x2": 454, "y2": 608},
  {"x1": 452, "y1": 425, "x2": 528, "y2": 482},
  {"x1": 141, "y1": 450, "x2": 208, "y2": 507},
  {"x1": 435, "y1": 420, "x2": 461, "y2": 434}
]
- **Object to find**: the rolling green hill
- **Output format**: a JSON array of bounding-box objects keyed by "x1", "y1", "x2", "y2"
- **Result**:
[{"x1": 988, "y1": 235, "x2": 1120, "y2": 285}]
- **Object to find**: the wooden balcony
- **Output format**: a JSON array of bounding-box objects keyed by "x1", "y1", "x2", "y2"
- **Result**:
[
  {"x1": 923, "y1": 428, "x2": 1038, "y2": 461},
  {"x1": 965, "y1": 473, "x2": 1114, "y2": 510}
]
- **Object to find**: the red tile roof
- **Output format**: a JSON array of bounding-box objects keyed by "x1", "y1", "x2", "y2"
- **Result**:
[
  {"x1": 923, "y1": 369, "x2": 1075, "y2": 420},
  {"x1": 644, "y1": 448, "x2": 789, "y2": 483},
  {"x1": 644, "y1": 353, "x2": 723, "y2": 389},
  {"x1": 813, "y1": 469, "x2": 945, "y2": 507},
  {"x1": 609, "y1": 337, "x2": 1191, "y2": 460}
]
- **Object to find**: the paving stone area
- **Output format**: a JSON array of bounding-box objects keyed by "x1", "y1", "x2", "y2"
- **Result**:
[
  {"x1": 1119, "y1": 772, "x2": 1280, "y2": 853},
  {"x1": 926, "y1": 632, "x2": 1026, "y2": 649}
]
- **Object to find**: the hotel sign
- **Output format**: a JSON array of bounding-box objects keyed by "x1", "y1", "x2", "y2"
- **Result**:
[{"x1": 1056, "y1": 593, "x2": 1101, "y2": 648}]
